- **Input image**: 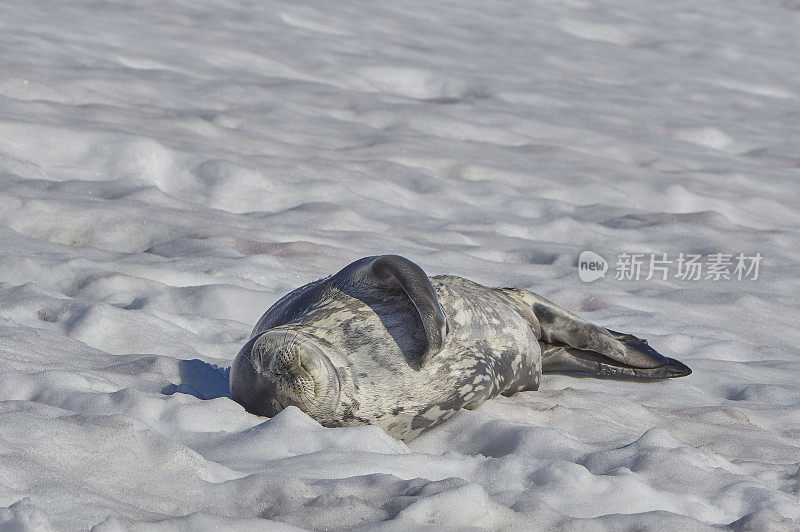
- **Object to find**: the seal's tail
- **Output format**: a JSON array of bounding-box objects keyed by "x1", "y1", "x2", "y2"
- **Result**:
[{"x1": 495, "y1": 287, "x2": 692, "y2": 379}]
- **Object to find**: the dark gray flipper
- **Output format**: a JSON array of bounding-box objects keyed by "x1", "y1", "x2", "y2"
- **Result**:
[
  {"x1": 250, "y1": 255, "x2": 447, "y2": 369},
  {"x1": 541, "y1": 342, "x2": 691, "y2": 379},
  {"x1": 496, "y1": 287, "x2": 690, "y2": 376},
  {"x1": 336, "y1": 255, "x2": 448, "y2": 368}
]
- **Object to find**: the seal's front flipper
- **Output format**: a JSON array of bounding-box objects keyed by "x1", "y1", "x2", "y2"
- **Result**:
[
  {"x1": 541, "y1": 342, "x2": 691, "y2": 379},
  {"x1": 335, "y1": 255, "x2": 448, "y2": 368}
]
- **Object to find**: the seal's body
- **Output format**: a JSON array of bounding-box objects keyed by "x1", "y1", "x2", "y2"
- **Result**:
[{"x1": 230, "y1": 255, "x2": 690, "y2": 442}]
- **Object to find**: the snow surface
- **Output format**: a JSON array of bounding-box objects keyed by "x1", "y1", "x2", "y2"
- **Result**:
[{"x1": 1, "y1": 0, "x2": 799, "y2": 529}]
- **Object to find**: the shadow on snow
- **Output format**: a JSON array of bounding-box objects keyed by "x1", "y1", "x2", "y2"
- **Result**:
[{"x1": 162, "y1": 359, "x2": 231, "y2": 400}]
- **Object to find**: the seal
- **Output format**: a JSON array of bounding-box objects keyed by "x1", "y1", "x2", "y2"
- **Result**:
[{"x1": 230, "y1": 255, "x2": 691, "y2": 442}]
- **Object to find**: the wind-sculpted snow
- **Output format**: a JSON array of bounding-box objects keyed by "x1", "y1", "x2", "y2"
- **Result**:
[{"x1": 1, "y1": 0, "x2": 799, "y2": 529}]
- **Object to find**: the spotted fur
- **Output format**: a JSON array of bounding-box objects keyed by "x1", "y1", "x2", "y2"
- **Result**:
[{"x1": 230, "y1": 255, "x2": 691, "y2": 442}]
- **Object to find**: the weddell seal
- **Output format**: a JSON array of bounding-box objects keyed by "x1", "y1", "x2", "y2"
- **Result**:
[{"x1": 230, "y1": 255, "x2": 691, "y2": 442}]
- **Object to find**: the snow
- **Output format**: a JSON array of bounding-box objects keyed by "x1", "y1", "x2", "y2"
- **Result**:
[{"x1": 1, "y1": 0, "x2": 799, "y2": 529}]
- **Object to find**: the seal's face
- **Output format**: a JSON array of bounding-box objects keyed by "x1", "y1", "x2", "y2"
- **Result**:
[{"x1": 230, "y1": 329, "x2": 341, "y2": 420}]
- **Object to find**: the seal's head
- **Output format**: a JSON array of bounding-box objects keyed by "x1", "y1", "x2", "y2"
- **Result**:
[{"x1": 229, "y1": 329, "x2": 341, "y2": 421}]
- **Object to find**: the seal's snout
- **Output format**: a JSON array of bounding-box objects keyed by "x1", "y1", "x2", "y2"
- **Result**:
[
  {"x1": 230, "y1": 330, "x2": 340, "y2": 419},
  {"x1": 254, "y1": 333, "x2": 323, "y2": 385}
]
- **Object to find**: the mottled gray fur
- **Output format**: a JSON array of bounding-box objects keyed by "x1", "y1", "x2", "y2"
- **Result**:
[{"x1": 230, "y1": 255, "x2": 690, "y2": 442}]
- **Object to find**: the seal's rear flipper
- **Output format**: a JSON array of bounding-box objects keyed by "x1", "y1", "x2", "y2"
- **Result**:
[
  {"x1": 541, "y1": 342, "x2": 691, "y2": 379},
  {"x1": 495, "y1": 287, "x2": 692, "y2": 373}
]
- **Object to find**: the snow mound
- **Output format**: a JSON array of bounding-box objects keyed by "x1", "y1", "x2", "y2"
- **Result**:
[{"x1": 1, "y1": 0, "x2": 799, "y2": 529}]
